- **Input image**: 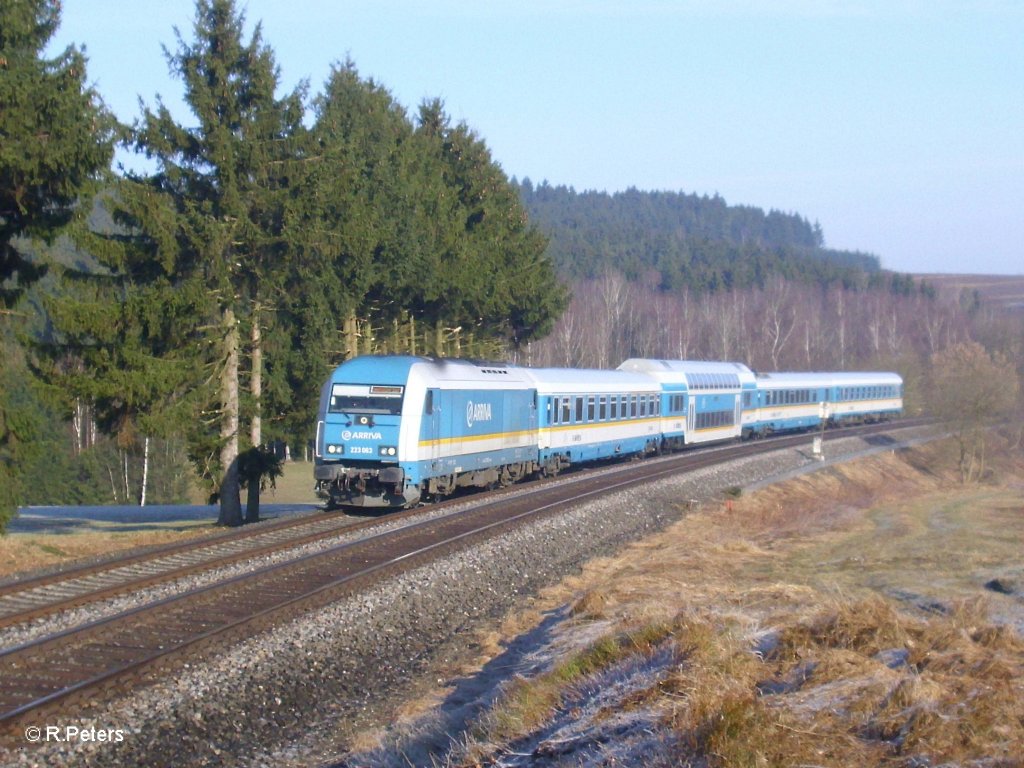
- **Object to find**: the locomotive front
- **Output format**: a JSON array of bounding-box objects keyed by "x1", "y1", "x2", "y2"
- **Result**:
[{"x1": 314, "y1": 356, "x2": 420, "y2": 507}]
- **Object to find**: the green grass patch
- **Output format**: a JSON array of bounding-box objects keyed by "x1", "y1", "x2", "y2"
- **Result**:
[{"x1": 32, "y1": 541, "x2": 68, "y2": 557}]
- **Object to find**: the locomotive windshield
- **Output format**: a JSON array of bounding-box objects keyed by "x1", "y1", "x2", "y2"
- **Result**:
[{"x1": 329, "y1": 383, "x2": 404, "y2": 415}]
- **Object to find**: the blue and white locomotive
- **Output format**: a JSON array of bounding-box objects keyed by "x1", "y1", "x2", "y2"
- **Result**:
[
  {"x1": 314, "y1": 356, "x2": 537, "y2": 507},
  {"x1": 314, "y1": 355, "x2": 903, "y2": 508}
]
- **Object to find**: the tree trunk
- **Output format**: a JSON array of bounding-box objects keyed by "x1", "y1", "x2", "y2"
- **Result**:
[
  {"x1": 140, "y1": 436, "x2": 150, "y2": 506},
  {"x1": 344, "y1": 309, "x2": 359, "y2": 360},
  {"x1": 245, "y1": 481, "x2": 260, "y2": 523},
  {"x1": 251, "y1": 304, "x2": 262, "y2": 448},
  {"x1": 217, "y1": 307, "x2": 243, "y2": 527},
  {"x1": 122, "y1": 450, "x2": 130, "y2": 503}
]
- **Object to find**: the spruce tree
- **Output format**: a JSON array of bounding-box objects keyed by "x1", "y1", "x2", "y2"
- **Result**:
[
  {"x1": 126, "y1": 0, "x2": 305, "y2": 525},
  {"x1": 0, "y1": 0, "x2": 114, "y2": 530}
]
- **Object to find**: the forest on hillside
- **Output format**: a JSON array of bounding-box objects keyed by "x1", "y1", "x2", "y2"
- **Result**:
[{"x1": 517, "y1": 180, "x2": 900, "y2": 293}]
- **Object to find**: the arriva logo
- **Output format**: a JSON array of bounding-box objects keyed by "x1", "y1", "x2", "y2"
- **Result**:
[
  {"x1": 342, "y1": 430, "x2": 383, "y2": 441},
  {"x1": 466, "y1": 400, "x2": 493, "y2": 428}
]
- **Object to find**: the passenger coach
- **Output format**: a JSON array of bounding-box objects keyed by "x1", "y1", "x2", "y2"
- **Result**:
[
  {"x1": 520, "y1": 366, "x2": 662, "y2": 474},
  {"x1": 746, "y1": 370, "x2": 904, "y2": 437}
]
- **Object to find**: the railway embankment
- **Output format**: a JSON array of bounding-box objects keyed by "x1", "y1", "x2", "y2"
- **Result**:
[
  {"x1": 344, "y1": 431, "x2": 1024, "y2": 768},
  {"x1": 6, "y1": 425, "x2": 999, "y2": 768}
]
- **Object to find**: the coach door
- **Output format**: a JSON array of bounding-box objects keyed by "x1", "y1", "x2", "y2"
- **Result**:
[{"x1": 687, "y1": 398, "x2": 695, "y2": 437}]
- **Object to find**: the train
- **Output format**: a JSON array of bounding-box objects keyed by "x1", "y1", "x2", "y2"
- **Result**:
[{"x1": 313, "y1": 355, "x2": 903, "y2": 508}]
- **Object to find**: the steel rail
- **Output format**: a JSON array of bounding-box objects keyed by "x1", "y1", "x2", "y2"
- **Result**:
[
  {"x1": 0, "y1": 418, "x2": 930, "y2": 741},
  {"x1": 0, "y1": 418, "x2": 929, "y2": 633}
]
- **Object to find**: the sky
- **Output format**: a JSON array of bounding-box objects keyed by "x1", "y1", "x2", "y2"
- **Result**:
[{"x1": 49, "y1": 1, "x2": 1023, "y2": 275}]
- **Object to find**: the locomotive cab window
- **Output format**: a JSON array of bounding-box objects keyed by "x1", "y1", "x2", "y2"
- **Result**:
[{"x1": 330, "y1": 384, "x2": 404, "y2": 415}]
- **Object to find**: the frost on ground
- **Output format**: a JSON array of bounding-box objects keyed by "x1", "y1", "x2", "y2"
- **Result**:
[{"x1": 339, "y1": 438, "x2": 1024, "y2": 768}]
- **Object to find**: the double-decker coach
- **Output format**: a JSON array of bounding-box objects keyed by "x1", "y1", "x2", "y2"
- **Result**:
[{"x1": 617, "y1": 359, "x2": 757, "y2": 447}]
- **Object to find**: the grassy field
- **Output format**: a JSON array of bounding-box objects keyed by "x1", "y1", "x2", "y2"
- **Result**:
[
  {"x1": 187, "y1": 460, "x2": 320, "y2": 505},
  {"x1": 365, "y1": 439, "x2": 1024, "y2": 767},
  {"x1": 919, "y1": 272, "x2": 1024, "y2": 316}
]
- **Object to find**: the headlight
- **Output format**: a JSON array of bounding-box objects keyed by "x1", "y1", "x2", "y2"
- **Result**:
[
  {"x1": 379, "y1": 445, "x2": 397, "y2": 457},
  {"x1": 326, "y1": 444, "x2": 344, "y2": 455}
]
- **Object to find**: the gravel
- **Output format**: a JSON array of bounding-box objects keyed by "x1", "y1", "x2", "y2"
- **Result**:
[{"x1": 1, "y1": 427, "x2": 938, "y2": 768}]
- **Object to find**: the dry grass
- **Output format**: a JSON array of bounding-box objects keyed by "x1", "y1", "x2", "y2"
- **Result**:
[
  {"x1": 0, "y1": 526, "x2": 213, "y2": 580},
  {"x1": 438, "y1": 440, "x2": 1024, "y2": 767}
]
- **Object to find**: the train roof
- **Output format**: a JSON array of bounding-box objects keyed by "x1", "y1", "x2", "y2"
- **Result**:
[
  {"x1": 618, "y1": 358, "x2": 756, "y2": 386},
  {"x1": 519, "y1": 366, "x2": 658, "y2": 394},
  {"x1": 755, "y1": 371, "x2": 903, "y2": 388},
  {"x1": 329, "y1": 355, "x2": 534, "y2": 386}
]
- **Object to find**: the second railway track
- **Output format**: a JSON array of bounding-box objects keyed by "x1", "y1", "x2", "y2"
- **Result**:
[{"x1": 0, "y1": 419, "x2": 930, "y2": 741}]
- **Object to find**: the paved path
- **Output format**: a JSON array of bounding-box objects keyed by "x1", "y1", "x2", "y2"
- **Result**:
[{"x1": 9, "y1": 503, "x2": 321, "y2": 534}]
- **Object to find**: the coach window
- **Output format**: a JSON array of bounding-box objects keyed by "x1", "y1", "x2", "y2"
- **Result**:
[
  {"x1": 574, "y1": 397, "x2": 583, "y2": 423},
  {"x1": 630, "y1": 396, "x2": 637, "y2": 418},
  {"x1": 599, "y1": 396, "x2": 607, "y2": 421},
  {"x1": 588, "y1": 396, "x2": 596, "y2": 421},
  {"x1": 610, "y1": 396, "x2": 618, "y2": 420}
]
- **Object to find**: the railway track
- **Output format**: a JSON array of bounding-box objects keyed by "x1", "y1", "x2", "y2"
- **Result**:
[
  {"x1": 0, "y1": 419, "x2": 930, "y2": 739},
  {"x1": 0, "y1": 509, "x2": 369, "y2": 630}
]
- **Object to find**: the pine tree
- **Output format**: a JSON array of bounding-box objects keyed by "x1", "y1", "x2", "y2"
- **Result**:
[
  {"x1": 414, "y1": 100, "x2": 566, "y2": 348},
  {"x1": 0, "y1": 0, "x2": 115, "y2": 305},
  {"x1": 0, "y1": 0, "x2": 114, "y2": 531},
  {"x1": 126, "y1": 0, "x2": 306, "y2": 525}
]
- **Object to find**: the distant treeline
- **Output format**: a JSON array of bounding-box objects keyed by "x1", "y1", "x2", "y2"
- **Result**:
[{"x1": 516, "y1": 180, "x2": 907, "y2": 293}]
